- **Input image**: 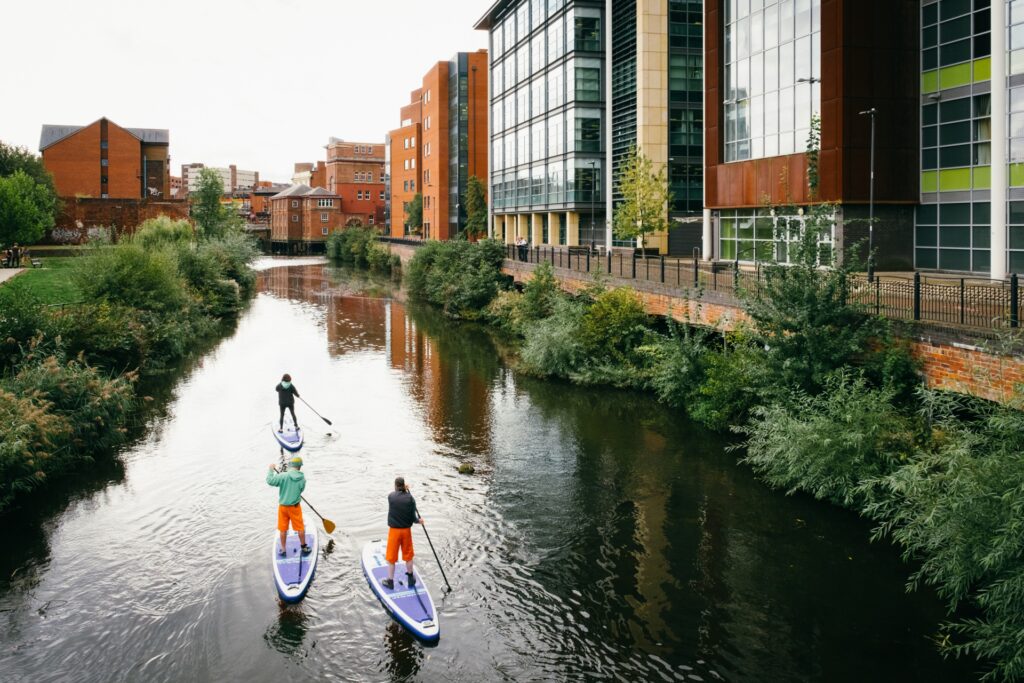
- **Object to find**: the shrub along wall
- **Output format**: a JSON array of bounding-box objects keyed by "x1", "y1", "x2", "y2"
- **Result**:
[
  {"x1": 406, "y1": 235, "x2": 1024, "y2": 680},
  {"x1": 0, "y1": 217, "x2": 258, "y2": 513}
]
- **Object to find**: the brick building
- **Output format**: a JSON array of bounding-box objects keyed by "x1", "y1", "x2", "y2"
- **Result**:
[
  {"x1": 387, "y1": 51, "x2": 488, "y2": 241},
  {"x1": 323, "y1": 138, "x2": 386, "y2": 227},
  {"x1": 40, "y1": 117, "x2": 171, "y2": 199},
  {"x1": 270, "y1": 185, "x2": 346, "y2": 254}
]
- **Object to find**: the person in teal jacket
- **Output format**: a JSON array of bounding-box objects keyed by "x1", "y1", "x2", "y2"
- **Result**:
[{"x1": 267, "y1": 457, "x2": 311, "y2": 556}]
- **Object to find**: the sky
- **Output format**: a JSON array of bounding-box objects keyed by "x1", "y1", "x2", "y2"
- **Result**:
[{"x1": 0, "y1": 0, "x2": 488, "y2": 183}]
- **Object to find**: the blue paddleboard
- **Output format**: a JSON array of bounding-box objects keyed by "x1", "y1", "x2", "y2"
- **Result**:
[
  {"x1": 272, "y1": 530, "x2": 318, "y2": 603},
  {"x1": 361, "y1": 539, "x2": 440, "y2": 642},
  {"x1": 273, "y1": 422, "x2": 303, "y2": 452}
]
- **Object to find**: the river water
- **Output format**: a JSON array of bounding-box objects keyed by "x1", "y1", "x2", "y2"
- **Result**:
[{"x1": 0, "y1": 261, "x2": 974, "y2": 682}]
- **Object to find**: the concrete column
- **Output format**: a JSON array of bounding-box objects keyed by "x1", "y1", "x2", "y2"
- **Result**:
[
  {"x1": 991, "y1": 0, "x2": 1007, "y2": 280},
  {"x1": 548, "y1": 212, "x2": 561, "y2": 246},
  {"x1": 531, "y1": 213, "x2": 543, "y2": 246},
  {"x1": 566, "y1": 212, "x2": 580, "y2": 246},
  {"x1": 702, "y1": 208, "x2": 713, "y2": 260},
  {"x1": 517, "y1": 214, "x2": 529, "y2": 240},
  {"x1": 504, "y1": 215, "x2": 515, "y2": 244}
]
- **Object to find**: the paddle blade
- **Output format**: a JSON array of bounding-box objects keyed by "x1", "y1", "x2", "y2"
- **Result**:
[
  {"x1": 321, "y1": 417, "x2": 333, "y2": 426},
  {"x1": 322, "y1": 518, "x2": 336, "y2": 534}
]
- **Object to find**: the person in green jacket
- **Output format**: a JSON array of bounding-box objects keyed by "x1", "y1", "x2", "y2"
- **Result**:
[{"x1": 267, "y1": 456, "x2": 311, "y2": 556}]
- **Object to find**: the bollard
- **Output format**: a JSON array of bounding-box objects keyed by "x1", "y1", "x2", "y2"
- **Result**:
[
  {"x1": 693, "y1": 256, "x2": 699, "y2": 288},
  {"x1": 660, "y1": 255, "x2": 665, "y2": 283},
  {"x1": 631, "y1": 254, "x2": 637, "y2": 279}
]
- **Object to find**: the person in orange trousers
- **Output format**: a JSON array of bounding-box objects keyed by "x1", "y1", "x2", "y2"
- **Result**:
[{"x1": 382, "y1": 476, "x2": 423, "y2": 590}]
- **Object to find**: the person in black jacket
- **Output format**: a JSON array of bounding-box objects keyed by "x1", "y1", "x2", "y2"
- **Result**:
[
  {"x1": 381, "y1": 476, "x2": 424, "y2": 590},
  {"x1": 275, "y1": 373, "x2": 300, "y2": 432}
]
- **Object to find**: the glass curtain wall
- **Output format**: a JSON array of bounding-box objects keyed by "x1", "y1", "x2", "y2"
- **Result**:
[
  {"x1": 488, "y1": 0, "x2": 604, "y2": 244},
  {"x1": 669, "y1": 0, "x2": 704, "y2": 216},
  {"x1": 723, "y1": 0, "x2": 821, "y2": 162}
]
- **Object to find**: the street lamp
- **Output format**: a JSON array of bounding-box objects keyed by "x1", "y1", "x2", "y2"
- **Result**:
[{"x1": 859, "y1": 107, "x2": 877, "y2": 281}]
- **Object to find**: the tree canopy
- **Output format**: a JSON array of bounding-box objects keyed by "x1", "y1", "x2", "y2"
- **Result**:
[
  {"x1": 0, "y1": 171, "x2": 57, "y2": 246},
  {"x1": 612, "y1": 146, "x2": 673, "y2": 250},
  {"x1": 190, "y1": 168, "x2": 240, "y2": 239},
  {"x1": 405, "y1": 193, "x2": 423, "y2": 231},
  {"x1": 463, "y1": 176, "x2": 488, "y2": 240}
]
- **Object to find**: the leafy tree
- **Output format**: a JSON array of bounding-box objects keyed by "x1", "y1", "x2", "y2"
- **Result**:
[
  {"x1": 190, "y1": 168, "x2": 239, "y2": 239},
  {"x1": 463, "y1": 176, "x2": 488, "y2": 240},
  {"x1": 405, "y1": 193, "x2": 423, "y2": 231},
  {"x1": 0, "y1": 142, "x2": 56, "y2": 195},
  {"x1": 0, "y1": 171, "x2": 57, "y2": 245},
  {"x1": 612, "y1": 146, "x2": 673, "y2": 251}
]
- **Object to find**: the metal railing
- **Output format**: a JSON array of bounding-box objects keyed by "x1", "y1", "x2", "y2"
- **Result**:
[{"x1": 505, "y1": 244, "x2": 1024, "y2": 333}]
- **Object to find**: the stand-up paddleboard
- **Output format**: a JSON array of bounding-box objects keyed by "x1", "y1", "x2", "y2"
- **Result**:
[
  {"x1": 272, "y1": 530, "x2": 318, "y2": 603},
  {"x1": 361, "y1": 539, "x2": 440, "y2": 642},
  {"x1": 273, "y1": 422, "x2": 303, "y2": 452}
]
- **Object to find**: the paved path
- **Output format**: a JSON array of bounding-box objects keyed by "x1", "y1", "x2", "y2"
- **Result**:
[{"x1": 0, "y1": 268, "x2": 25, "y2": 285}]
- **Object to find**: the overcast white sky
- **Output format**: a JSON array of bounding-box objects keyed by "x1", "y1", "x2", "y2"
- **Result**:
[{"x1": 0, "y1": 0, "x2": 488, "y2": 183}]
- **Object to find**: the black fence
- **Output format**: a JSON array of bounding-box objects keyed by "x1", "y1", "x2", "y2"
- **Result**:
[{"x1": 505, "y1": 244, "x2": 1024, "y2": 333}]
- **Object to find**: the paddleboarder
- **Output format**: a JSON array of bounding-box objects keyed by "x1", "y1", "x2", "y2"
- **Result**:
[
  {"x1": 381, "y1": 476, "x2": 424, "y2": 590},
  {"x1": 267, "y1": 456, "x2": 311, "y2": 556},
  {"x1": 275, "y1": 373, "x2": 300, "y2": 432}
]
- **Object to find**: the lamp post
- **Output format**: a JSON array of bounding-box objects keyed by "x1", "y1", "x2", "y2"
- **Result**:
[{"x1": 859, "y1": 107, "x2": 877, "y2": 281}]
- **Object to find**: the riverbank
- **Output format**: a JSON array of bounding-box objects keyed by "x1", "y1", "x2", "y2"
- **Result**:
[
  {"x1": 406, "y1": 237, "x2": 1024, "y2": 680},
  {"x1": 0, "y1": 219, "x2": 259, "y2": 514}
]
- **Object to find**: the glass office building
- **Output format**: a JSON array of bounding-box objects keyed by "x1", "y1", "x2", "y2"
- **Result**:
[
  {"x1": 476, "y1": 0, "x2": 705, "y2": 254},
  {"x1": 917, "y1": 0, "x2": 1022, "y2": 277}
]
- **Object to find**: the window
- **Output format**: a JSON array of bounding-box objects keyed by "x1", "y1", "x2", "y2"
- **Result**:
[
  {"x1": 369, "y1": 215, "x2": 375, "y2": 225},
  {"x1": 321, "y1": 212, "x2": 329, "y2": 223},
  {"x1": 719, "y1": 208, "x2": 834, "y2": 265},
  {"x1": 404, "y1": 138, "x2": 409, "y2": 149},
  {"x1": 723, "y1": 0, "x2": 822, "y2": 162},
  {"x1": 379, "y1": 191, "x2": 385, "y2": 200},
  {"x1": 574, "y1": 14, "x2": 601, "y2": 51},
  {"x1": 101, "y1": 175, "x2": 108, "y2": 184},
  {"x1": 291, "y1": 215, "x2": 298, "y2": 222},
  {"x1": 317, "y1": 198, "x2": 334, "y2": 208},
  {"x1": 100, "y1": 141, "x2": 108, "y2": 150},
  {"x1": 368, "y1": 146, "x2": 373, "y2": 154},
  {"x1": 322, "y1": 227, "x2": 329, "y2": 235},
  {"x1": 410, "y1": 180, "x2": 415, "y2": 191},
  {"x1": 357, "y1": 190, "x2": 363, "y2": 200},
  {"x1": 291, "y1": 200, "x2": 299, "y2": 208},
  {"x1": 575, "y1": 61, "x2": 601, "y2": 101}
]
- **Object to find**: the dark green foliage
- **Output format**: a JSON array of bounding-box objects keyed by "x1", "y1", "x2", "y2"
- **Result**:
[
  {"x1": 463, "y1": 176, "x2": 488, "y2": 239},
  {"x1": 132, "y1": 216, "x2": 193, "y2": 249},
  {"x1": 865, "y1": 394, "x2": 1024, "y2": 681},
  {"x1": 0, "y1": 349, "x2": 134, "y2": 511},
  {"x1": 739, "y1": 371, "x2": 913, "y2": 507},
  {"x1": 190, "y1": 168, "x2": 241, "y2": 239},
  {"x1": 406, "y1": 193, "x2": 423, "y2": 230},
  {"x1": 406, "y1": 240, "x2": 507, "y2": 319},
  {"x1": 0, "y1": 282, "x2": 50, "y2": 372},
  {"x1": 578, "y1": 287, "x2": 650, "y2": 363},
  {"x1": 519, "y1": 297, "x2": 586, "y2": 377},
  {"x1": 521, "y1": 261, "x2": 559, "y2": 321},
  {"x1": 49, "y1": 303, "x2": 148, "y2": 373},
  {"x1": 688, "y1": 338, "x2": 771, "y2": 431},
  {"x1": 326, "y1": 227, "x2": 399, "y2": 274},
  {"x1": 0, "y1": 141, "x2": 57, "y2": 192},
  {"x1": 0, "y1": 170, "x2": 57, "y2": 245},
  {"x1": 644, "y1": 321, "x2": 712, "y2": 408},
  {"x1": 73, "y1": 244, "x2": 187, "y2": 314}
]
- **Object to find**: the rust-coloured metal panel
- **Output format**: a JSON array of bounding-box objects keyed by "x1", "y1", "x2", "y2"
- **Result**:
[{"x1": 704, "y1": 0, "x2": 918, "y2": 209}]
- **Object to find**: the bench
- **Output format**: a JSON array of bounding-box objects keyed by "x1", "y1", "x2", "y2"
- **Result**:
[{"x1": 31, "y1": 258, "x2": 42, "y2": 269}]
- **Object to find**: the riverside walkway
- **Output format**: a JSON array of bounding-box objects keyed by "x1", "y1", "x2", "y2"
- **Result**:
[{"x1": 0, "y1": 268, "x2": 24, "y2": 285}]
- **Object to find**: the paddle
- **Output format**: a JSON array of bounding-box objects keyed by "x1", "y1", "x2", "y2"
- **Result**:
[
  {"x1": 302, "y1": 495, "x2": 337, "y2": 535},
  {"x1": 297, "y1": 396, "x2": 332, "y2": 426},
  {"x1": 416, "y1": 512, "x2": 451, "y2": 592}
]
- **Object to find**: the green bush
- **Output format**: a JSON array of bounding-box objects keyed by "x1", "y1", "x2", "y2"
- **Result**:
[
  {"x1": 689, "y1": 337, "x2": 771, "y2": 431},
  {"x1": 519, "y1": 297, "x2": 587, "y2": 378},
  {"x1": 406, "y1": 240, "x2": 508, "y2": 319},
  {"x1": 739, "y1": 371, "x2": 913, "y2": 507},
  {"x1": 485, "y1": 289, "x2": 529, "y2": 335},
  {"x1": 0, "y1": 388, "x2": 71, "y2": 511},
  {"x1": 327, "y1": 227, "x2": 399, "y2": 275},
  {"x1": 578, "y1": 287, "x2": 650, "y2": 362},
  {"x1": 0, "y1": 282, "x2": 49, "y2": 372},
  {"x1": 132, "y1": 216, "x2": 194, "y2": 249},
  {"x1": 49, "y1": 302, "x2": 147, "y2": 373},
  {"x1": 865, "y1": 394, "x2": 1024, "y2": 681},
  {"x1": 520, "y1": 261, "x2": 560, "y2": 321},
  {"x1": 73, "y1": 244, "x2": 186, "y2": 314},
  {"x1": 644, "y1": 322, "x2": 713, "y2": 408}
]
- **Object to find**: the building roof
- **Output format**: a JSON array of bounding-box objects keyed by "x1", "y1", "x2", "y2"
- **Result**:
[
  {"x1": 39, "y1": 118, "x2": 169, "y2": 151},
  {"x1": 271, "y1": 184, "x2": 314, "y2": 199},
  {"x1": 253, "y1": 183, "x2": 291, "y2": 196},
  {"x1": 474, "y1": 0, "x2": 515, "y2": 30},
  {"x1": 306, "y1": 187, "x2": 336, "y2": 197}
]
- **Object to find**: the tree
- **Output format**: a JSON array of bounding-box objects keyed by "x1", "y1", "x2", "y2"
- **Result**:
[
  {"x1": 190, "y1": 168, "x2": 239, "y2": 239},
  {"x1": 463, "y1": 176, "x2": 488, "y2": 240},
  {"x1": 0, "y1": 141, "x2": 60, "y2": 224},
  {"x1": 612, "y1": 146, "x2": 673, "y2": 251},
  {"x1": 405, "y1": 193, "x2": 423, "y2": 232},
  {"x1": 0, "y1": 171, "x2": 57, "y2": 245}
]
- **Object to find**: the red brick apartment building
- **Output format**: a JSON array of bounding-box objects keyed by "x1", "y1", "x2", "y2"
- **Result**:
[
  {"x1": 40, "y1": 117, "x2": 171, "y2": 199},
  {"x1": 270, "y1": 185, "x2": 346, "y2": 254},
  {"x1": 388, "y1": 51, "x2": 488, "y2": 241}
]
